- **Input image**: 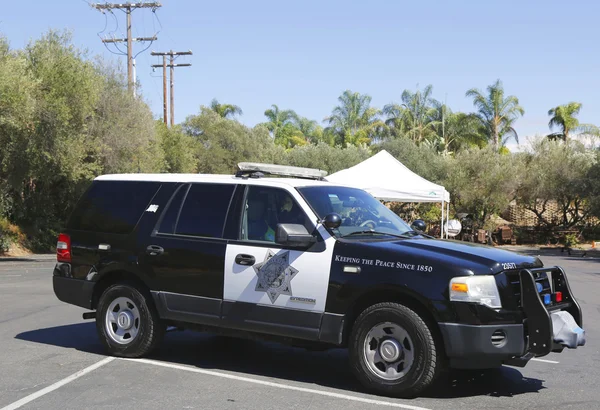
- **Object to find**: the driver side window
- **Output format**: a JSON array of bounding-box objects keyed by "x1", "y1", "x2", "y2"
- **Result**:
[{"x1": 240, "y1": 186, "x2": 310, "y2": 243}]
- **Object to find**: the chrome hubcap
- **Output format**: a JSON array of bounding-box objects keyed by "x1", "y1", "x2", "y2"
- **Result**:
[
  {"x1": 117, "y1": 311, "x2": 134, "y2": 330},
  {"x1": 105, "y1": 297, "x2": 140, "y2": 345},
  {"x1": 379, "y1": 339, "x2": 401, "y2": 362},
  {"x1": 363, "y1": 322, "x2": 415, "y2": 381}
]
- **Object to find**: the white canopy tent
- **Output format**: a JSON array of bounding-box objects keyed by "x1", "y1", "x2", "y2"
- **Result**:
[{"x1": 325, "y1": 150, "x2": 451, "y2": 238}]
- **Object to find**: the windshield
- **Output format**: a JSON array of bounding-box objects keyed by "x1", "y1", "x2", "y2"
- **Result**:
[{"x1": 297, "y1": 186, "x2": 413, "y2": 238}]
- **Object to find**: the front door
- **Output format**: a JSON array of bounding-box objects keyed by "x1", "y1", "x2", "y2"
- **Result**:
[{"x1": 223, "y1": 185, "x2": 335, "y2": 339}]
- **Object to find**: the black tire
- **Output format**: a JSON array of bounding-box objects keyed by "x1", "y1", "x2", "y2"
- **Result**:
[
  {"x1": 96, "y1": 282, "x2": 165, "y2": 358},
  {"x1": 349, "y1": 302, "x2": 442, "y2": 398}
]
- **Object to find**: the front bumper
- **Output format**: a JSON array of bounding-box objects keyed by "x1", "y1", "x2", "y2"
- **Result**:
[{"x1": 440, "y1": 266, "x2": 585, "y2": 369}]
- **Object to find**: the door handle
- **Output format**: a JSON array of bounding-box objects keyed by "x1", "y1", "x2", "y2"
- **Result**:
[
  {"x1": 235, "y1": 254, "x2": 255, "y2": 266},
  {"x1": 146, "y1": 245, "x2": 164, "y2": 256}
]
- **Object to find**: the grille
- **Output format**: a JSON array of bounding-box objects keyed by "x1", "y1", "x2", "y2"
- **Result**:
[{"x1": 506, "y1": 269, "x2": 554, "y2": 308}]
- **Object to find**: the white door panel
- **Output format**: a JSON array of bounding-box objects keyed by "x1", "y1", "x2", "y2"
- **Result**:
[{"x1": 224, "y1": 229, "x2": 335, "y2": 312}]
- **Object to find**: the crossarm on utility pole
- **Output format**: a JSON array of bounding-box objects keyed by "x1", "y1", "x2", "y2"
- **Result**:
[
  {"x1": 92, "y1": 3, "x2": 161, "y2": 10},
  {"x1": 102, "y1": 36, "x2": 158, "y2": 43}
]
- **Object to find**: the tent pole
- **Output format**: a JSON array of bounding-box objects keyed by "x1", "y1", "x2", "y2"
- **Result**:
[
  {"x1": 446, "y1": 201, "x2": 450, "y2": 239},
  {"x1": 440, "y1": 200, "x2": 444, "y2": 239}
]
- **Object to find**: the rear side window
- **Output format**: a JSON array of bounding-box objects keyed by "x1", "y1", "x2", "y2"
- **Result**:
[
  {"x1": 175, "y1": 183, "x2": 235, "y2": 238},
  {"x1": 157, "y1": 184, "x2": 188, "y2": 234},
  {"x1": 68, "y1": 181, "x2": 161, "y2": 234}
]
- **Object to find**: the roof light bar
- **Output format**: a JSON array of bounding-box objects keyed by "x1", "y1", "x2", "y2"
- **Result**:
[{"x1": 236, "y1": 162, "x2": 328, "y2": 180}]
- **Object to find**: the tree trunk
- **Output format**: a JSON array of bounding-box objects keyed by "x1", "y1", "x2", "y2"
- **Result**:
[{"x1": 493, "y1": 119, "x2": 499, "y2": 151}]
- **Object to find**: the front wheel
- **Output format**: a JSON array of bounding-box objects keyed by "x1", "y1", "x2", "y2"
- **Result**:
[
  {"x1": 96, "y1": 282, "x2": 165, "y2": 358},
  {"x1": 349, "y1": 302, "x2": 443, "y2": 398}
]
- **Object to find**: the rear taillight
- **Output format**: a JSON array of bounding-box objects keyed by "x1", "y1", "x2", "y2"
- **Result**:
[{"x1": 57, "y1": 233, "x2": 71, "y2": 262}]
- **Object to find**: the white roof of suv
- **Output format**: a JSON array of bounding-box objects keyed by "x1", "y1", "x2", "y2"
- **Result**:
[{"x1": 94, "y1": 173, "x2": 337, "y2": 188}]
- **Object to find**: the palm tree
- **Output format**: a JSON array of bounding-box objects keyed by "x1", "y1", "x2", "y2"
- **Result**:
[
  {"x1": 429, "y1": 104, "x2": 486, "y2": 155},
  {"x1": 547, "y1": 102, "x2": 582, "y2": 141},
  {"x1": 325, "y1": 90, "x2": 382, "y2": 146},
  {"x1": 263, "y1": 104, "x2": 296, "y2": 139},
  {"x1": 209, "y1": 98, "x2": 243, "y2": 119},
  {"x1": 383, "y1": 84, "x2": 439, "y2": 143},
  {"x1": 292, "y1": 116, "x2": 323, "y2": 144},
  {"x1": 465, "y1": 79, "x2": 524, "y2": 150}
]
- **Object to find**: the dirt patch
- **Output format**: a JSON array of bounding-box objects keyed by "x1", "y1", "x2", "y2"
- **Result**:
[{"x1": 0, "y1": 242, "x2": 34, "y2": 258}]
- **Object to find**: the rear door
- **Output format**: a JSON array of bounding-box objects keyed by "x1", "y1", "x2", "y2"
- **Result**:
[
  {"x1": 139, "y1": 182, "x2": 237, "y2": 324},
  {"x1": 222, "y1": 184, "x2": 335, "y2": 339},
  {"x1": 66, "y1": 180, "x2": 163, "y2": 280}
]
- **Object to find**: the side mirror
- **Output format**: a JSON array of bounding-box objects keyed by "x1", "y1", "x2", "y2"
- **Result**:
[
  {"x1": 322, "y1": 213, "x2": 342, "y2": 229},
  {"x1": 411, "y1": 219, "x2": 426, "y2": 233},
  {"x1": 276, "y1": 223, "x2": 316, "y2": 247}
]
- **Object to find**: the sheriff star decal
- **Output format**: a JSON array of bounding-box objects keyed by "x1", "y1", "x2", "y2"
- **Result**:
[{"x1": 253, "y1": 250, "x2": 299, "y2": 303}]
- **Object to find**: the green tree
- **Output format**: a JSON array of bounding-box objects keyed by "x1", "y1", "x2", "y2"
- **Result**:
[
  {"x1": 183, "y1": 108, "x2": 275, "y2": 174},
  {"x1": 516, "y1": 138, "x2": 595, "y2": 228},
  {"x1": 325, "y1": 90, "x2": 383, "y2": 146},
  {"x1": 89, "y1": 60, "x2": 164, "y2": 174},
  {"x1": 284, "y1": 142, "x2": 371, "y2": 174},
  {"x1": 466, "y1": 79, "x2": 525, "y2": 150},
  {"x1": 383, "y1": 85, "x2": 439, "y2": 143},
  {"x1": 0, "y1": 31, "x2": 164, "y2": 250},
  {"x1": 209, "y1": 98, "x2": 243, "y2": 119},
  {"x1": 156, "y1": 121, "x2": 198, "y2": 173},
  {"x1": 262, "y1": 104, "x2": 297, "y2": 142},
  {"x1": 445, "y1": 146, "x2": 524, "y2": 228},
  {"x1": 547, "y1": 102, "x2": 582, "y2": 141},
  {"x1": 428, "y1": 104, "x2": 486, "y2": 155},
  {"x1": 292, "y1": 116, "x2": 324, "y2": 144}
]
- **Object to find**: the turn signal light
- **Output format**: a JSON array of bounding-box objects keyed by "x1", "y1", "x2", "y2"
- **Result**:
[{"x1": 451, "y1": 283, "x2": 468, "y2": 293}]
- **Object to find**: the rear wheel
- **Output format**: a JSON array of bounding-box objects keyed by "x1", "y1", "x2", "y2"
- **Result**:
[
  {"x1": 349, "y1": 302, "x2": 442, "y2": 398},
  {"x1": 96, "y1": 282, "x2": 165, "y2": 358}
]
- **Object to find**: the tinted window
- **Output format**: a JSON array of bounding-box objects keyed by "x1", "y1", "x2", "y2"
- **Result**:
[
  {"x1": 242, "y1": 186, "x2": 309, "y2": 242},
  {"x1": 175, "y1": 183, "x2": 235, "y2": 238},
  {"x1": 157, "y1": 184, "x2": 188, "y2": 234},
  {"x1": 68, "y1": 181, "x2": 161, "y2": 234}
]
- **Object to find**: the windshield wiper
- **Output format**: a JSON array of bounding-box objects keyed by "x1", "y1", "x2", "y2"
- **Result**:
[
  {"x1": 403, "y1": 230, "x2": 434, "y2": 239},
  {"x1": 342, "y1": 230, "x2": 411, "y2": 239}
]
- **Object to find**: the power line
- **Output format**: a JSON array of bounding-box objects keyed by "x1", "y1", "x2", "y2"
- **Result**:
[
  {"x1": 91, "y1": 2, "x2": 162, "y2": 96},
  {"x1": 151, "y1": 50, "x2": 192, "y2": 126}
]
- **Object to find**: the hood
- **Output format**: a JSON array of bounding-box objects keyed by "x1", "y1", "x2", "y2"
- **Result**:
[{"x1": 347, "y1": 237, "x2": 542, "y2": 276}]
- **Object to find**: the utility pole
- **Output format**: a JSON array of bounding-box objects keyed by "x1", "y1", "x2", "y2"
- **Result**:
[
  {"x1": 92, "y1": 2, "x2": 161, "y2": 95},
  {"x1": 151, "y1": 50, "x2": 192, "y2": 126}
]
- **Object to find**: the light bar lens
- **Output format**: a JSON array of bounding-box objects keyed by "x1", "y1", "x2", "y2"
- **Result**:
[
  {"x1": 450, "y1": 275, "x2": 502, "y2": 309},
  {"x1": 237, "y1": 162, "x2": 328, "y2": 179}
]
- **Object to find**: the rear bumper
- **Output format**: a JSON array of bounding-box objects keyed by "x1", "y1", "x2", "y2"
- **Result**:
[
  {"x1": 441, "y1": 267, "x2": 584, "y2": 369},
  {"x1": 53, "y1": 275, "x2": 95, "y2": 310}
]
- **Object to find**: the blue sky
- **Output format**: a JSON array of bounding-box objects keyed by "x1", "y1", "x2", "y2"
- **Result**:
[{"x1": 2, "y1": 0, "x2": 598, "y2": 148}]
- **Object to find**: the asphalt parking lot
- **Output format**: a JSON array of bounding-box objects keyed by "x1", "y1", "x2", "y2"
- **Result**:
[{"x1": 1, "y1": 249, "x2": 599, "y2": 410}]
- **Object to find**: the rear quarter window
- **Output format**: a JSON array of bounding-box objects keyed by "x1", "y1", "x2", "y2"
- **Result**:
[{"x1": 67, "y1": 180, "x2": 161, "y2": 234}]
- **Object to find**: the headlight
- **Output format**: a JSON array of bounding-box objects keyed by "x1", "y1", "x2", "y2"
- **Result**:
[{"x1": 449, "y1": 275, "x2": 502, "y2": 309}]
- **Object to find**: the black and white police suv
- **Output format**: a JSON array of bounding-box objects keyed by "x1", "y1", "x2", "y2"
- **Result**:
[{"x1": 53, "y1": 163, "x2": 585, "y2": 398}]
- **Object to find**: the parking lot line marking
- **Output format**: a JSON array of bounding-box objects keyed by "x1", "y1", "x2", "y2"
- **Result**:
[
  {"x1": 123, "y1": 358, "x2": 433, "y2": 410},
  {"x1": 0, "y1": 357, "x2": 115, "y2": 410},
  {"x1": 531, "y1": 358, "x2": 560, "y2": 364}
]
